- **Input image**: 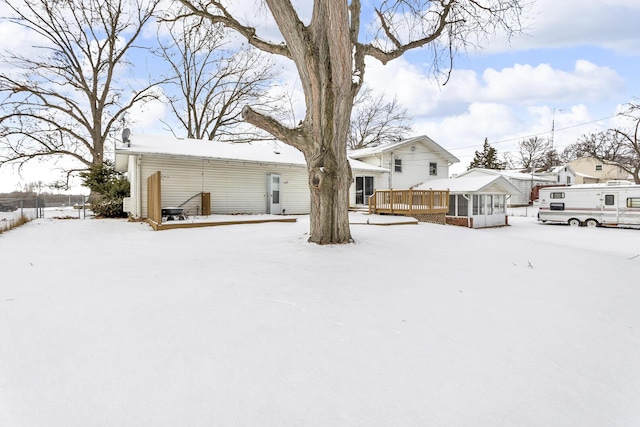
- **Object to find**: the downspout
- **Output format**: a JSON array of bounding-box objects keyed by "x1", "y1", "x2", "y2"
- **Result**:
[
  {"x1": 463, "y1": 194, "x2": 471, "y2": 228},
  {"x1": 136, "y1": 155, "x2": 142, "y2": 219},
  {"x1": 389, "y1": 152, "x2": 394, "y2": 189}
]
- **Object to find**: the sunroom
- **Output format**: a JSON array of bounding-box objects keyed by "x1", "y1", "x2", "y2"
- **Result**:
[{"x1": 414, "y1": 175, "x2": 521, "y2": 228}]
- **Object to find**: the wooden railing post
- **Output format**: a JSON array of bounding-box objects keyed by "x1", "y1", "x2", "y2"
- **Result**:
[
  {"x1": 369, "y1": 192, "x2": 375, "y2": 214},
  {"x1": 408, "y1": 188, "x2": 413, "y2": 215}
]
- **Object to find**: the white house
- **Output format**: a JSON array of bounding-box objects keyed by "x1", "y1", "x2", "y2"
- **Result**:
[
  {"x1": 115, "y1": 133, "x2": 387, "y2": 219},
  {"x1": 115, "y1": 133, "x2": 459, "y2": 220},
  {"x1": 348, "y1": 135, "x2": 460, "y2": 205},
  {"x1": 536, "y1": 165, "x2": 577, "y2": 186},
  {"x1": 456, "y1": 168, "x2": 555, "y2": 206},
  {"x1": 415, "y1": 175, "x2": 521, "y2": 228}
]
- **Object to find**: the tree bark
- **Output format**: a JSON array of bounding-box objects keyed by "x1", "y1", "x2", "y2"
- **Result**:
[{"x1": 242, "y1": 0, "x2": 356, "y2": 244}]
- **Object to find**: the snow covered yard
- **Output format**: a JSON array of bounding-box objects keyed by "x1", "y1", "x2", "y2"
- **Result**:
[{"x1": 1, "y1": 212, "x2": 639, "y2": 426}]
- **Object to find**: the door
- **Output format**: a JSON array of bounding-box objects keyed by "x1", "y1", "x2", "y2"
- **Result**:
[
  {"x1": 267, "y1": 174, "x2": 281, "y2": 214},
  {"x1": 355, "y1": 176, "x2": 374, "y2": 205},
  {"x1": 601, "y1": 193, "x2": 618, "y2": 224}
]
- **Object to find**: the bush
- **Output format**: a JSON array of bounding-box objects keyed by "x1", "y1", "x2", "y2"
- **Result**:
[
  {"x1": 89, "y1": 197, "x2": 128, "y2": 218},
  {"x1": 80, "y1": 161, "x2": 130, "y2": 218}
]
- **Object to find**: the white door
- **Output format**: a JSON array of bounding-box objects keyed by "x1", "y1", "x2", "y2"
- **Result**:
[
  {"x1": 267, "y1": 174, "x2": 281, "y2": 214},
  {"x1": 601, "y1": 192, "x2": 618, "y2": 224}
]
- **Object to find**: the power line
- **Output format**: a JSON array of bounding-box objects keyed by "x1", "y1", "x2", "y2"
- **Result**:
[{"x1": 446, "y1": 113, "x2": 620, "y2": 153}]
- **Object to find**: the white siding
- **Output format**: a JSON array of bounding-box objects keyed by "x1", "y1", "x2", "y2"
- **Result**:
[
  {"x1": 135, "y1": 155, "x2": 310, "y2": 218},
  {"x1": 348, "y1": 171, "x2": 388, "y2": 206},
  {"x1": 356, "y1": 144, "x2": 451, "y2": 189},
  {"x1": 508, "y1": 180, "x2": 532, "y2": 206}
]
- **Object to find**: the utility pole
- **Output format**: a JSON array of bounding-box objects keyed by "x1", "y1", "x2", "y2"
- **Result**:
[{"x1": 551, "y1": 108, "x2": 562, "y2": 149}]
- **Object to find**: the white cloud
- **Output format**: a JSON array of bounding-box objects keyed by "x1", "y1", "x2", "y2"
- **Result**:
[
  {"x1": 366, "y1": 56, "x2": 625, "y2": 118},
  {"x1": 485, "y1": 0, "x2": 640, "y2": 54},
  {"x1": 480, "y1": 61, "x2": 625, "y2": 104}
]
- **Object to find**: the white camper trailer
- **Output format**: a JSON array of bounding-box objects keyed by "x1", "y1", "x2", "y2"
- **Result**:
[{"x1": 538, "y1": 181, "x2": 640, "y2": 227}]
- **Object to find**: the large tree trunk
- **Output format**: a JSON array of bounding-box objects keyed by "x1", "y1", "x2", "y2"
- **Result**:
[
  {"x1": 243, "y1": 0, "x2": 357, "y2": 244},
  {"x1": 307, "y1": 141, "x2": 353, "y2": 244}
]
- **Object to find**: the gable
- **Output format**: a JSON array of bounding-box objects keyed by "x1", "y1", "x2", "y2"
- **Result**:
[{"x1": 349, "y1": 135, "x2": 459, "y2": 165}]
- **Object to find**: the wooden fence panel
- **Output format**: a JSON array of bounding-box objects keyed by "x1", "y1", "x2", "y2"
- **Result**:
[
  {"x1": 147, "y1": 171, "x2": 162, "y2": 224},
  {"x1": 201, "y1": 192, "x2": 211, "y2": 216}
]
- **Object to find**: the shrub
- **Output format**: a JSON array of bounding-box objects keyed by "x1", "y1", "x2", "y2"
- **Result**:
[{"x1": 80, "y1": 161, "x2": 130, "y2": 218}]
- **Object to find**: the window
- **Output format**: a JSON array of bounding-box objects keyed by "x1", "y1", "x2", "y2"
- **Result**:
[
  {"x1": 429, "y1": 162, "x2": 437, "y2": 176},
  {"x1": 566, "y1": 176, "x2": 571, "y2": 185},
  {"x1": 355, "y1": 176, "x2": 374, "y2": 205},
  {"x1": 447, "y1": 195, "x2": 456, "y2": 216},
  {"x1": 496, "y1": 195, "x2": 505, "y2": 214},
  {"x1": 595, "y1": 165, "x2": 603, "y2": 171},
  {"x1": 604, "y1": 195, "x2": 615, "y2": 206},
  {"x1": 458, "y1": 195, "x2": 469, "y2": 216},
  {"x1": 627, "y1": 198, "x2": 640, "y2": 208},
  {"x1": 550, "y1": 203, "x2": 565, "y2": 211},
  {"x1": 493, "y1": 195, "x2": 501, "y2": 214},
  {"x1": 394, "y1": 158, "x2": 402, "y2": 172},
  {"x1": 550, "y1": 192, "x2": 565, "y2": 199},
  {"x1": 473, "y1": 195, "x2": 485, "y2": 215}
]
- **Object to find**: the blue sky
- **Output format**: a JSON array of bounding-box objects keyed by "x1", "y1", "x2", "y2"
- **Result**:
[
  {"x1": 1, "y1": 0, "x2": 639, "y2": 191},
  {"x1": 360, "y1": 0, "x2": 640, "y2": 174}
]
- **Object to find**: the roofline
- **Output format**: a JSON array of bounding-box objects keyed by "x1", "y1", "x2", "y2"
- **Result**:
[
  {"x1": 349, "y1": 135, "x2": 460, "y2": 164},
  {"x1": 115, "y1": 148, "x2": 389, "y2": 173}
]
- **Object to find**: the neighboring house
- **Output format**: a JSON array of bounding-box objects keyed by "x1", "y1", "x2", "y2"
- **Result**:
[
  {"x1": 348, "y1": 135, "x2": 460, "y2": 205},
  {"x1": 456, "y1": 168, "x2": 555, "y2": 206},
  {"x1": 568, "y1": 156, "x2": 630, "y2": 184},
  {"x1": 536, "y1": 165, "x2": 577, "y2": 186},
  {"x1": 415, "y1": 175, "x2": 521, "y2": 228},
  {"x1": 115, "y1": 133, "x2": 387, "y2": 219}
]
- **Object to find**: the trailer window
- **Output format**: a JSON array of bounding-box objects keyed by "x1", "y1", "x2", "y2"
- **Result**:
[
  {"x1": 550, "y1": 203, "x2": 565, "y2": 211},
  {"x1": 550, "y1": 192, "x2": 564, "y2": 199},
  {"x1": 604, "y1": 195, "x2": 615, "y2": 205},
  {"x1": 627, "y1": 198, "x2": 640, "y2": 208}
]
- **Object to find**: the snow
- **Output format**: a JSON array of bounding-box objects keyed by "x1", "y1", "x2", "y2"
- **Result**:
[
  {"x1": 1, "y1": 208, "x2": 639, "y2": 426},
  {"x1": 115, "y1": 133, "x2": 388, "y2": 173}
]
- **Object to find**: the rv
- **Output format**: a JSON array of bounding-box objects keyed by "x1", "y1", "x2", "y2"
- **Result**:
[{"x1": 538, "y1": 181, "x2": 640, "y2": 227}]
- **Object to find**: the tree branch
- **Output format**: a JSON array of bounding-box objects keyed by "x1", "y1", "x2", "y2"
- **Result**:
[{"x1": 177, "y1": 0, "x2": 291, "y2": 58}]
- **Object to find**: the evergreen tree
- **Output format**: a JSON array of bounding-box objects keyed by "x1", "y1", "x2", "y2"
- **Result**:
[{"x1": 468, "y1": 138, "x2": 505, "y2": 170}]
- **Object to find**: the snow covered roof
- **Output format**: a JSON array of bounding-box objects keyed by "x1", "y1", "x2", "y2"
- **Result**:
[
  {"x1": 348, "y1": 135, "x2": 460, "y2": 164},
  {"x1": 414, "y1": 175, "x2": 521, "y2": 194},
  {"x1": 459, "y1": 168, "x2": 556, "y2": 182},
  {"x1": 115, "y1": 133, "x2": 389, "y2": 173}
]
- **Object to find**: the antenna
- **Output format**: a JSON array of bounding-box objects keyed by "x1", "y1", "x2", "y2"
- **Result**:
[{"x1": 122, "y1": 128, "x2": 131, "y2": 147}]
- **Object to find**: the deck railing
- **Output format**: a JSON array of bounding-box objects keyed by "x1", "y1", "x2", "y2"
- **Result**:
[{"x1": 368, "y1": 189, "x2": 449, "y2": 215}]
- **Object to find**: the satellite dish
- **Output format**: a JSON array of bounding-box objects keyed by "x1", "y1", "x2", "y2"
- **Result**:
[{"x1": 122, "y1": 128, "x2": 131, "y2": 146}]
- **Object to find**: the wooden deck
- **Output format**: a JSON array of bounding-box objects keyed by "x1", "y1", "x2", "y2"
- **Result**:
[
  {"x1": 147, "y1": 215, "x2": 297, "y2": 231},
  {"x1": 368, "y1": 189, "x2": 449, "y2": 215}
]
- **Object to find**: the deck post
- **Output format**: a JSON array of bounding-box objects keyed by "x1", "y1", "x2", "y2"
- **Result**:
[{"x1": 408, "y1": 188, "x2": 413, "y2": 215}]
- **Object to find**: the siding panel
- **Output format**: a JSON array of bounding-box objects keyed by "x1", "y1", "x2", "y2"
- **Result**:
[{"x1": 138, "y1": 156, "x2": 310, "y2": 218}]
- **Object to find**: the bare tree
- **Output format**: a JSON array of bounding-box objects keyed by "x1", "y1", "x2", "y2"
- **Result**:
[
  {"x1": 562, "y1": 104, "x2": 640, "y2": 183},
  {"x1": 156, "y1": 18, "x2": 285, "y2": 141},
  {"x1": 175, "y1": 0, "x2": 526, "y2": 244},
  {"x1": 516, "y1": 136, "x2": 552, "y2": 171},
  {"x1": 0, "y1": 0, "x2": 162, "y2": 183},
  {"x1": 348, "y1": 85, "x2": 412, "y2": 150},
  {"x1": 539, "y1": 148, "x2": 561, "y2": 170}
]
